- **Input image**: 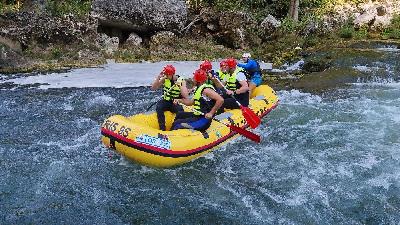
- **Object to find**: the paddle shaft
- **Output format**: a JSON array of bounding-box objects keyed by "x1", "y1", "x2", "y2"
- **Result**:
[
  {"x1": 178, "y1": 103, "x2": 260, "y2": 143},
  {"x1": 212, "y1": 72, "x2": 261, "y2": 129},
  {"x1": 212, "y1": 73, "x2": 243, "y2": 105}
]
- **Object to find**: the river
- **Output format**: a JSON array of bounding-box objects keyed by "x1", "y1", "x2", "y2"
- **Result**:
[{"x1": 0, "y1": 51, "x2": 399, "y2": 224}]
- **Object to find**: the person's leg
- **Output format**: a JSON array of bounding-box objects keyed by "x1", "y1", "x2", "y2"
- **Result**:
[
  {"x1": 171, "y1": 102, "x2": 183, "y2": 113},
  {"x1": 156, "y1": 100, "x2": 168, "y2": 131},
  {"x1": 172, "y1": 112, "x2": 195, "y2": 129},
  {"x1": 223, "y1": 97, "x2": 240, "y2": 109},
  {"x1": 249, "y1": 75, "x2": 262, "y2": 97},
  {"x1": 172, "y1": 117, "x2": 211, "y2": 131},
  {"x1": 235, "y1": 92, "x2": 249, "y2": 107},
  {"x1": 171, "y1": 116, "x2": 198, "y2": 130},
  {"x1": 189, "y1": 117, "x2": 211, "y2": 131},
  {"x1": 249, "y1": 82, "x2": 257, "y2": 98}
]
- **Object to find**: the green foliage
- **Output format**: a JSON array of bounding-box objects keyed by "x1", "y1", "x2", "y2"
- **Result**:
[
  {"x1": 339, "y1": 25, "x2": 354, "y2": 38},
  {"x1": 354, "y1": 27, "x2": 368, "y2": 39},
  {"x1": 277, "y1": 15, "x2": 319, "y2": 35},
  {"x1": 114, "y1": 49, "x2": 150, "y2": 63},
  {"x1": 380, "y1": 15, "x2": 400, "y2": 39},
  {"x1": 51, "y1": 47, "x2": 62, "y2": 59},
  {"x1": 303, "y1": 35, "x2": 319, "y2": 47},
  {"x1": 45, "y1": 0, "x2": 91, "y2": 17},
  {"x1": 391, "y1": 14, "x2": 400, "y2": 29},
  {"x1": 0, "y1": 1, "x2": 21, "y2": 13}
]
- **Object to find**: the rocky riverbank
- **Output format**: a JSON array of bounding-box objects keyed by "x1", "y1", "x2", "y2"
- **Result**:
[{"x1": 0, "y1": 0, "x2": 399, "y2": 92}]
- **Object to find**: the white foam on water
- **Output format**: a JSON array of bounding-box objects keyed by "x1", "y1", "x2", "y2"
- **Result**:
[
  {"x1": 271, "y1": 60, "x2": 304, "y2": 73},
  {"x1": 0, "y1": 60, "x2": 228, "y2": 89},
  {"x1": 34, "y1": 160, "x2": 69, "y2": 196},
  {"x1": 352, "y1": 65, "x2": 380, "y2": 72},
  {"x1": 241, "y1": 195, "x2": 264, "y2": 221},
  {"x1": 63, "y1": 102, "x2": 74, "y2": 111},
  {"x1": 368, "y1": 174, "x2": 393, "y2": 190},
  {"x1": 203, "y1": 151, "x2": 215, "y2": 160},
  {"x1": 87, "y1": 94, "x2": 115, "y2": 106},
  {"x1": 278, "y1": 89, "x2": 322, "y2": 106},
  {"x1": 355, "y1": 153, "x2": 380, "y2": 169},
  {"x1": 375, "y1": 47, "x2": 400, "y2": 52}
]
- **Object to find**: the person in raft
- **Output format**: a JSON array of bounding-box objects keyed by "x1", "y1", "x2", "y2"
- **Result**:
[
  {"x1": 199, "y1": 60, "x2": 217, "y2": 86},
  {"x1": 215, "y1": 58, "x2": 250, "y2": 109},
  {"x1": 237, "y1": 52, "x2": 262, "y2": 96},
  {"x1": 171, "y1": 69, "x2": 224, "y2": 131},
  {"x1": 150, "y1": 64, "x2": 189, "y2": 131},
  {"x1": 216, "y1": 60, "x2": 229, "y2": 81},
  {"x1": 199, "y1": 60, "x2": 225, "y2": 95}
]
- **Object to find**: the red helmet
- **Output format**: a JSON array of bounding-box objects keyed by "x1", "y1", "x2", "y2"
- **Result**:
[
  {"x1": 226, "y1": 58, "x2": 237, "y2": 69},
  {"x1": 200, "y1": 60, "x2": 212, "y2": 71},
  {"x1": 220, "y1": 60, "x2": 228, "y2": 68},
  {"x1": 193, "y1": 69, "x2": 207, "y2": 83},
  {"x1": 163, "y1": 64, "x2": 176, "y2": 77}
]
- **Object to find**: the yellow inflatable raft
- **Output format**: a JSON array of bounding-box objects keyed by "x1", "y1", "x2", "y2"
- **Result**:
[{"x1": 101, "y1": 85, "x2": 278, "y2": 168}]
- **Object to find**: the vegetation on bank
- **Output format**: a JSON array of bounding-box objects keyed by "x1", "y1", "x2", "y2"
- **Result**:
[{"x1": 0, "y1": 0, "x2": 400, "y2": 74}]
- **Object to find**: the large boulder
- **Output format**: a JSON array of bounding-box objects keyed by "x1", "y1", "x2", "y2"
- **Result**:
[
  {"x1": 192, "y1": 7, "x2": 260, "y2": 49},
  {"x1": 0, "y1": 43, "x2": 29, "y2": 71},
  {"x1": 91, "y1": 0, "x2": 187, "y2": 33},
  {"x1": 0, "y1": 12, "x2": 98, "y2": 48},
  {"x1": 259, "y1": 14, "x2": 281, "y2": 39}
]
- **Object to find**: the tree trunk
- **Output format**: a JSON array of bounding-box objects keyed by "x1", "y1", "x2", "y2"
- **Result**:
[{"x1": 289, "y1": 0, "x2": 299, "y2": 22}]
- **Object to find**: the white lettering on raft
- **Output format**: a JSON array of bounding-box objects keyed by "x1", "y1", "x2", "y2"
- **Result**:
[{"x1": 135, "y1": 135, "x2": 171, "y2": 150}]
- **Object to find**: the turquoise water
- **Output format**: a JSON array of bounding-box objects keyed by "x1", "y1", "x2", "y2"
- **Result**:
[{"x1": 1, "y1": 53, "x2": 400, "y2": 224}]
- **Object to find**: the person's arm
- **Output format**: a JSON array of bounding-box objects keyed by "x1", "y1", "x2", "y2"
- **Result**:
[
  {"x1": 234, "y1": 72, "x2": 249, "y2": 95},
  {"x1": 203, "y1": 88, "x2": 224, "y2": 119},
  {"x1": 151, "y1": 72, "x2": 165, "y2": 90},
  {"x1": 209, "y1": 75, "x2": 224, "y2": 89},
  {"x1": 174, "y1": 98, "x2": 194, "y2": 106},
  {"x1": 237, "y1": 60, "x2": 255, "y2": 70},
  {"x1": 179, "y1": 79, "x2": 189, "y2": 99}
]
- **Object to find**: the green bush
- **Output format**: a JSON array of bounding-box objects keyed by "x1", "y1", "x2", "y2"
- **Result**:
[
  {"x1": 0, "y1": 1, "x2": 21, "y2": 13},
  {"x1": 354, "y1": 27, "x2": 368, "y2": 39},
  {"x1": 380, "y1": 15, "x2": 400, "y2": 39},
  {"x1": 51, "y1": 47, "x2": 62, "y2": 59},
  {"x1": 339, "y1": 26, "x2": 354, "y2": 38},
  {"x1": 391, "y1": 14, "x2": 400, "y2": 29},
  {"x1": 45, "y1": 0, "x2": 91, "y2": 17}
]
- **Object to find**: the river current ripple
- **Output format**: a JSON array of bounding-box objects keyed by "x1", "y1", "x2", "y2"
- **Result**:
[{"x1": 0, "y1": 56, "x2": 399, "y2": 224}]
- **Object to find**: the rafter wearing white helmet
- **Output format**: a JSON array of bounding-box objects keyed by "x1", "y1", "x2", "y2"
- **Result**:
[{"x1": 242, "y1": 53, "x2": 251, "y2": 58}]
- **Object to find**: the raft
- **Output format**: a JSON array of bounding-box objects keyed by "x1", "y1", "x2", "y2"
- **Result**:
[{"x1": 101, "y1": 85, "x2": 278, "y2": 168}]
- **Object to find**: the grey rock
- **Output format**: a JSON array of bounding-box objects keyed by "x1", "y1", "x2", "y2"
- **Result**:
[
  {"x1": 354, "y1": 11, "x2": 376, "y2": 28},
  {"x1": 260, "y1": 15, "x2": 281, "y2": 33},
  {"x1": 125, "y1": 32, "x2": 143, "y2": 47},
  {"x1": 377, "y1": 6, "x2": 387, "y2": 16},
  {"x1": 91, "y1": 0, "x2": 187, "y2": 33},
  {"x1": 150, "y1": 31, "x2": 176, "y2": 46},
  {"x1": 96, "y1": 34, "x2": 119, "y2": 54}
]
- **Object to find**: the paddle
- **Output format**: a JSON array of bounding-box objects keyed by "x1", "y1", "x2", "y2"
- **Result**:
[
  {"x1": 212, "y1": 73, "x2": 261, "y2": 129},
  {"x1": 179, "y1": 104, "x2": 260, "y2": 143}
]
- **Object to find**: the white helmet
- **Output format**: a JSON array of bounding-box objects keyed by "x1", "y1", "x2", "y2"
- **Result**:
[{"x1": 242, "y1": 52, "x2": 251, "y2": 58}]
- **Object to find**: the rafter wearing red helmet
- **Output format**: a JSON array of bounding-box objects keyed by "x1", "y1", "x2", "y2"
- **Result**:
[
  {"x1": 171, "y1": 69, "x2": 224, "y2": 131},
  {"x1": 199, "y1": 60, "x2": 219, "y2": 87},
  {"x1": 213, "y1": 57, "x2": 250, "y2": 110},
  {"x1": 216, "y1": 60, "x2": 229, "y2": 81},
  {"x1": 150, "y1": 64, "x2": 189, "y2": 131}
]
